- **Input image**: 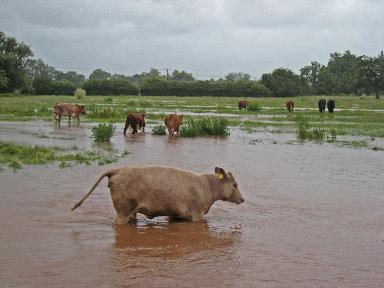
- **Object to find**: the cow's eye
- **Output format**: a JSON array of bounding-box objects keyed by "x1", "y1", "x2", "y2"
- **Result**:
[{"x1": 233, "y1": 183, "x2": 237, "y2": 188}]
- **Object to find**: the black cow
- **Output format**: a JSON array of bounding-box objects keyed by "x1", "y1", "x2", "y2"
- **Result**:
[
  {"x1": 327, "y1": 100, "x2": 335, "y2": 113},
  {"x1": 318, "y1": 99, "x2": 326, "y2": 112}
]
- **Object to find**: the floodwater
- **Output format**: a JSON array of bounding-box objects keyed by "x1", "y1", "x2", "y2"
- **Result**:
[{"x1": 1, "y1": 121, "x2": 384, "y2": 287}]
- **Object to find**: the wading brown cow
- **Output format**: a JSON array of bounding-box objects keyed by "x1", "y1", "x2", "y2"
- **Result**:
[
  {"x1": 53, "y1": 103, "x2": 86, "y2": 124},
  {"x1": 164, "y1": 113, "x2": 183, "y2": 135},
  {"x1": 286, "y1": 100, "x2": 294, "y2": 112},
  {"x1": 238, "y1": 100, "x2": 249, "y2": 110},
  {"x1": 71, "y1": 166, "x2": 244, "y2": 224},
  {"x1": 123, "y1": 113, "x2": 146, "y2": 135}
]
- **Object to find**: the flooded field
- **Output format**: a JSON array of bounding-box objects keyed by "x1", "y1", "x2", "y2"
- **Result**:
[{"x1": 1, "y1": 120, "x2": 384, "y2": 287}]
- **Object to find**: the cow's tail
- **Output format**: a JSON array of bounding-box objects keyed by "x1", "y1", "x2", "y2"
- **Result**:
[{"x1": 71, "y1": 170, "x2": 116, "y2": 211}]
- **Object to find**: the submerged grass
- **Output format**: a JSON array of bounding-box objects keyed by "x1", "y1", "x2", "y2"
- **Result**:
[
  {"x1": 295, "y1": 115, "x2": 337, "y2": 142},
  {"x1": 180, "y1": 117, "x2": 230, "y2": 137},
  {"x1": 0, "y1": 94, "x2": 383, "y2": 138},
  {"x1": 151, "y1": 124, "x2": 167, "y2": 135},
  {"x1": 0, "y1": 141, "x2": 128, "y2": 171}
]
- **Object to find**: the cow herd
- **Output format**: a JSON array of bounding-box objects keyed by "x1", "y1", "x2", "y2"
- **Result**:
[
  {"x1": 238, "y1": 99, "x2": 337, "y2": 113},
  {"x1": 53, "y1": 102, "x2": 184, "y2": 135},
  {"x1": 53, "y1": 99, "x2": 337, "y2": 136}
]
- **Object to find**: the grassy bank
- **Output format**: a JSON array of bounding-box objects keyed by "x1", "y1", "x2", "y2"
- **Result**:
[
  {"x1": 0, "y1": 94, "x2": 383, "y2": 138},
  {"x1": 0, "y1": 141, "x2": 129, "y2": 171}
]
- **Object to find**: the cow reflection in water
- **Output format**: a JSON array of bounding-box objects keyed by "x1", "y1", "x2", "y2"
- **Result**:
[{"x1": 113, "y1": 221, "x2": 237, "y2": 258}]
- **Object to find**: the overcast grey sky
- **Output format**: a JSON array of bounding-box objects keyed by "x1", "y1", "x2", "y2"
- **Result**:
[{"x1": 1, "y1": 0, "x2": 383, "y2": 78}]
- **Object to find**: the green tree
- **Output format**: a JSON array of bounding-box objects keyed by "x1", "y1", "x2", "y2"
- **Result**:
[
  {"x1": 170, "y1": 70, "x2": 194, "y2": 81},
  {"x1": 89, "y1": 69, "x2": 111, "y2": 80},
  {"x1": 0, "y1": 69, "x2": 9, "y2": 88},
  {"x1": 0, "y1": 31, "x2": 33, "y2": 92},
  {"x1": 358, "y1": 52, "x2": 384, "y2": 99},
  {"x1": 55, "y1": 70, "x2": 85, "y2": 87},
  {"x1": 300, "y1": 61, "x2": 323, "y2": 93},
  {"x1": 225, "y1": 72, "x2": 251, "y2": 81},
  {"x1": 326, "y1": 50, "x2": 360, "y2": 94},
  {"x1": 261, "y1": 68, "x2": 305, "y2": 97}
]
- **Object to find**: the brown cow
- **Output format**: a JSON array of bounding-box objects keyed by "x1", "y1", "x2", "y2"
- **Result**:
[
  {"x1": 124, "y1": 113, "x2": 146, "y2": 135},
  {"x1": 71, "y1": 166, "x2": 244, "y2": 224},
  {"x1": 164, "y1": 113, "x2": 183, "y2": 135},
  {"x1": 53, "y1": 102, "x2": 86, "y2": 124},
  {"x1": 238, "y1": 100, "x2": 249, "y2": 110},
  {"x1": 285, "y1": 100, "x2": 294, "y2": 112}
]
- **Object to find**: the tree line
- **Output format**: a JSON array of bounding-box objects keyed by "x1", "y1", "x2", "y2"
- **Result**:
[{"x1": 1, "y1": 31, "x2": 383, "y2": 98}]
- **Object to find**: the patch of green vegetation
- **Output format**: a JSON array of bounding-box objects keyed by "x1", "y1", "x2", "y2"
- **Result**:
[
  {"x1": 0, "y1": 141, "x2": 128, "y2": 171},
  {"x1": 249, "y1": 139, "x2": 263, "y2": 144},
  {"x1": 337, "y1": 140, "x2": 369, "y2": 148},
  {"x1": 74, "y1": 88, "x2": 86, "y2": 99},
  {"x1": 180, "y1": 117, "x2": 230, "y2": 137},
  {"x1": 295, "y1": 115, "x2": 337, "y2": 142},
  {"x1": 92, "y1": 123, "x2": 116, "y2": 142},
  {"x1": 372, "y1": 146, "x2": 384, "y2": 151},
  {"x1": 0, "y1": 94, "x2": 383, "y2": 138},
  {"x1": 247, "y1": 101, "x2": 262, "y2": 112},
  {"x1": 151, "y1": 124, "x2": 166, "y2": 135}
]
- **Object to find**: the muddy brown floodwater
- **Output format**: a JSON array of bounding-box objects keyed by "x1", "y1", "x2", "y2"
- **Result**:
[{"x1": 1, "y1": 121, "x2": 384, "y2": 287}]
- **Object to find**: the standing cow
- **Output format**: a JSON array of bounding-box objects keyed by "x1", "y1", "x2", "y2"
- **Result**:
[
  {"x1": 124, "y1": 113, "x2": 146, "y2": 135},
  {"x1": 238, "y1": 100, "x2": 249, "y2": 110},
  {"x1": 318, "y1": 99, "x2": 326, "y2": 112},
  {"x1": 71, "y1": 166, "x2": 244, "y2": 224},
  {"x1": 164, "y1": 113, "x2": 183, "y2": 135},
  {"x1": 285, "y1": 100, "x2": 294, "y2": 112},
  {"x1": 53, "y1": 103, "x2": 86, "y2": 124},
  {"x1": 327, "y1": 100, "x2": 335, "y2": 113}
]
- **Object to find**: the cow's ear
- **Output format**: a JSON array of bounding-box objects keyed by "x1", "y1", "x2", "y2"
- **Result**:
[
  {"x1": 141, "y1": 113, "x2": 146, "y2": 117},
  {"x1": 214, "y1": 167, "x2": 227, "y2": 180}
]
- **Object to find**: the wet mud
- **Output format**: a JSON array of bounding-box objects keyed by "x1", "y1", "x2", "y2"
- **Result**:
[{"x1": 0, "y1": 121, "x2": 384, "y2": 287}]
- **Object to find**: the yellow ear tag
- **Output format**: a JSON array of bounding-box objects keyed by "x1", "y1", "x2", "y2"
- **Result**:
[{"x1": 218, "y1": 173, "x2": 224, "y2": 180}]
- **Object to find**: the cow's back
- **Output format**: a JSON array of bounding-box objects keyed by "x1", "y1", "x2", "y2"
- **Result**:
[
  {"x1": 109, "y1": 166, "x2": 210, "y2": 213},
  {"x1": 55, "y1": 103, "x2": 80, "y2": 116}
]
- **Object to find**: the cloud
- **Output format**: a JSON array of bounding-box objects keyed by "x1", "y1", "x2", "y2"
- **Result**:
[{"x1": 0, "y1": 0, "x2": 383, "y2": 78}]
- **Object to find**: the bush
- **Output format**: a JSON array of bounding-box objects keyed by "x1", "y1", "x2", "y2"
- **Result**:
[
  {"x1": 83, "y1": 79, "x2": 139, "y2": 95},
  {"x1": 33, "y1": 77, "x2": 53, "y2": 94},
  {"x1": 180, "y1": 117, "x2": 230, "y2": 137},
  {"x1": 247, "y1": 101, "x2": 262, "y2": 111},
  {"x1": 140, "y1": 77, "x2": 271, "y2": 97},
  {"x1": 151, "y1": 124, "x2": 166, "y2": 135},
  {"x1": 33, "y1": 77, "x2": 76, "y2": 95},
  {"x1": 92, "y1": 123, "x2": 116, "y2": 142},
  {"x1": 74, "y1": 88, "x2": 86, "y2": 99}
]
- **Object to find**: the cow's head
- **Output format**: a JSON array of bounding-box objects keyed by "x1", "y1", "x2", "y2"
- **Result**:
[
  {"x1": 178, "y1": 114, "x2": 183, "y2": 124},
  {"x1": 214, "y1": 167, "x2": 244, "y2": 204},
  {"x1": 80, "y1": 105, "x2": 86, "y2": 114},
  {"x1": 141, "y1": 113, "x2": 146, "y2": 118}
]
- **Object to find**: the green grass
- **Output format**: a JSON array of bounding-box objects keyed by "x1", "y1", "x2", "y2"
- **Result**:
[
  {"x1": 92, "y1": 123, "x2": 116, "y2": 142},
  {"x1": 180, "y1": 117, "x2": 230, "y2": 137},
  {"x1": 0, "y1": 141, "x2": 129, "y2": 171},
  {"x1": 295, "y1": 115, "x2": 336, "y2": 142},
  {"x1": 0, "y1": 94, "x2": 383, "y2": 138},
  {"x1": 247, "y1": 101, "x2": 262, "y2": 112},
  {"x1": 151, "y1": 124, "x2": 167, "y2": 135}
]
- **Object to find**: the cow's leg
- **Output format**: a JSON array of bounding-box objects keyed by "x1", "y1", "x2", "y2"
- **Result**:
[
  {"x1": 132, "y1": 125, "x2": 138, "y2": 134},
  {"x1": 58, "y1": 115, "x2": 61, "y2": 124},
  {"x1": 112, "y1": 198, "x2": 138, "y2": 225},
  {"x1": 190, "y1": 213, "x2": 203, "y2": 222}
]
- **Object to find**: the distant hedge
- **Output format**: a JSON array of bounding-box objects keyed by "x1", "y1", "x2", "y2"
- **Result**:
[
  {"x1": 140, "y1": 77, "x2": 271, "y2": 97},
  {"x1": 33, "y1": 77, "x2": 76, "y2": 95},
  {"x1": 83, "y1": 79, "x2": 139, "y2": 95}
]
